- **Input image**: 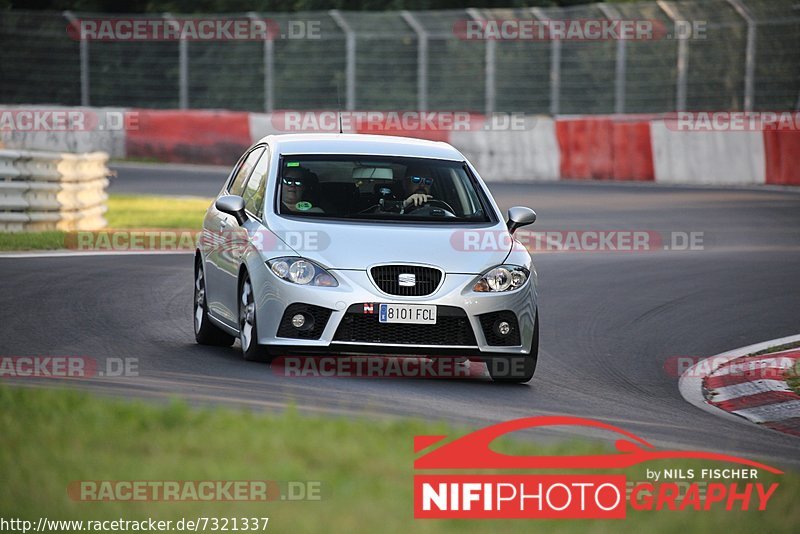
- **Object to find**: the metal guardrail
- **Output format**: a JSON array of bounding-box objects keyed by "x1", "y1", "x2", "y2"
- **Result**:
[{"x1": 0, "y1": 150, "x2": 110, "y2": 232}]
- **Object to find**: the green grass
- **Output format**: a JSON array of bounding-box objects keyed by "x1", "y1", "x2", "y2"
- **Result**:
[
  {"x1": 0, "y1": 230, "x2": 66, "y2": 251},
  {"x1": 0, "y1": 195, "x2": 211, "y2": 251},
  {"x1": 110, "y1": 157, "x2": 165, "y2": 165},
  {"x1": 1, "y1": 385, "x2": 797, "y2": 533},
  {"x1": 105, "y1": 194, "x2": 210, "y2": 229},
  {"x1": 747, "y1": 341, "x2": 800, "y2": 395},
  {"x1": 748, "y1": 341, "x2": 800, "y2": 358},
  {"x1": 786, "y1": 362, "x2": 800, "y2": 395}
]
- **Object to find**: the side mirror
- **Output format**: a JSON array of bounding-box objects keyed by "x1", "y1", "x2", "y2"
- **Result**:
[
  {"x1": 215, "y1": 195, "x2": 247, "y2": 225},
  {"x1": 506, "y1": 206, "x2": 537, "y2": 234}
]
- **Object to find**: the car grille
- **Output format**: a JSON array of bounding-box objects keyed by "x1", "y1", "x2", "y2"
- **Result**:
[
  {"x1": 478, "y1": 310, "x2": 522, "y2": 346},
  {"x1": 370, "y1": 265, "x2": 442, "y2": 297},
  {"x1": 276, "y1": 303, "x2": 333, "y2": 340},
  {"x1": 333, "y1": 304, "x2": 477, "y2": 346}
]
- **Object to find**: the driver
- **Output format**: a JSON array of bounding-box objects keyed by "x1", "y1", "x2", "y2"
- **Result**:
[
  {"x1": 401, "y1": 167, "x2": 434, "y2": 209},
  {"x1": 281, "y1": 167, "x2": 322, "y2": 213}
]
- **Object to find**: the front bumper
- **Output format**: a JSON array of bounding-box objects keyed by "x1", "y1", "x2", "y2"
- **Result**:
[{"x1": 249, "y1": 267, "x2": 537, "y2": 356}]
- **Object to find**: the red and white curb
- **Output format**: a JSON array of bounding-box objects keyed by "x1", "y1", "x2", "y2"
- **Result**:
[{"x1": 679, "y1": 334, "x2": 800, "y2": 437}]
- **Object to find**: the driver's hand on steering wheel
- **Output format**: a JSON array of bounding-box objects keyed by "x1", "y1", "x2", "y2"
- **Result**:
[{"x1": 403, "y1": 193, "x2": 433, "y2": 208}]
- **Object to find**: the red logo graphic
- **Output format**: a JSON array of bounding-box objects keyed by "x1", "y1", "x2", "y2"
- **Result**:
[
  {"x1": 413, "y1": 416, "x2": 782, "y2": 519},
  {"x1": 363, "y1": 303, "x2": 374, "y2": 314}
]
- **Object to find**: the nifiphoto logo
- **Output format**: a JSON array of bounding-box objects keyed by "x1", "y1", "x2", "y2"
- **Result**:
[{"x1": 414, "y1": 417, "x2": 782, "y2": 519}]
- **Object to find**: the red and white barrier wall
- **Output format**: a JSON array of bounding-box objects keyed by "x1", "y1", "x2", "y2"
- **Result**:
[
  {"x1": 126, "y1": 109, "x2": 252, "y2": 166},
  {"x1": 1, "y1": 106, "x2": 797, "y2": 186}
]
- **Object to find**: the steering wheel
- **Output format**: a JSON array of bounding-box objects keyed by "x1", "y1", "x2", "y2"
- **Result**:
[
  {"x1": 405, "y1": 198, "x2": 457, "y2": 213},
  {"x1": 427, "y1": 199, "x2": 457, "y2": 213},
  {"x1": 404, "y1": 200, "x2": 457, "y2": 218}
]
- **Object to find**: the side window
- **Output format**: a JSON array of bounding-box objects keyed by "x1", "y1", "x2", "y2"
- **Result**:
[
  {"x1": 243, "y1": 146, "x2": 270, "y2": 218},
  {"x1": 228, "y1": 147, "x2": 265, "y2": 196}
]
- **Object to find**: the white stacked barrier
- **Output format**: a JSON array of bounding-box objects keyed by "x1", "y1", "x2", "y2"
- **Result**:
[
  {"x1": 0, "y1": 150, "x2": 110, "y2": 232},
  {"x1": 450, "y1": 116, "x2": 561, "y2": 182}
]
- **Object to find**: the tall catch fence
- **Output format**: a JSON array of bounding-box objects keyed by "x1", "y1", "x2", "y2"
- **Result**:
[{"x1": 0, "y1": 1, "x2": 798, "y2": 114}]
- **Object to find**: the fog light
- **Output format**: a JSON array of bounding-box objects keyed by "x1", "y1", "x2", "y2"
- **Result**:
[
  {"x1": 291, "y1": 314, "x2": 306, "y2": 328},
  {"x1": 496, "y1": 321, "x2": 511, "y2": 336}
]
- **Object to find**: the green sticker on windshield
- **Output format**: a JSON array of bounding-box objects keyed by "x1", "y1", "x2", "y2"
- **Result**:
[
  {"x1": 296, "y1": 201, "x2": 312, "y2": 211},
  {"x1": 287, "y1": 162, "x2": 300, "y2": 167}
]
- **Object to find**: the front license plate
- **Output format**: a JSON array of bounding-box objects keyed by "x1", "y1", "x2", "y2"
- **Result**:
[{"x1": 378, "y1": 304, "x2": 437, "y2": 324}]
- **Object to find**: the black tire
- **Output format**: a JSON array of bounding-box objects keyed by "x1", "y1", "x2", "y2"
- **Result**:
[
  {"x1": 238, "y1": 274, "x2": 272, "y2": 362},
  {"x1": 194, "y1": 258, "x2": 235, "y2": 347},
  {"x1": 486, "y1": 312, "x2": 539, "y2": 383}
]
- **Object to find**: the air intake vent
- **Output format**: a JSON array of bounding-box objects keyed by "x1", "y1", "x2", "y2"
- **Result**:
[
  {"x1": 334, "y1": 304, "x2": 476, "y2": 346},
  {"x1": 370, "y1": 265, "x2": 442, "y2": 297}
]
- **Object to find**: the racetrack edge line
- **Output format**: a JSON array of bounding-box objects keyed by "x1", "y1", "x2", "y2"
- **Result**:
[
  {"x1": 678, "y1": 334, "x2": 800, "y2": 427},
  {"x1": 0, "y1": 250, "x2": 193, "y2": 259}
]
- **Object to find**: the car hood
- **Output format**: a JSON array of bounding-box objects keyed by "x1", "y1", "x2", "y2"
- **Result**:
[{"x1": 263, "y1": 216, "x2": 512, "y2": 273}]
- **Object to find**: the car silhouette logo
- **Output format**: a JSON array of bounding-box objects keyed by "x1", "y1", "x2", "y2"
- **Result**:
[
  {"x1": 414, "y1": 416, "x2": 782, "y2": 473},
  {"x1": 399, "y1": 273, "x2": 416, "y2": 287},
  {"x1": 413, "y1": 416, "x2": 782, "y2": 519}
]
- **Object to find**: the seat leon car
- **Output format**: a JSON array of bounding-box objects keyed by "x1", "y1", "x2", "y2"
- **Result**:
[{"x1": 194, "y1": 134, "x2": 539, "y2": 382}]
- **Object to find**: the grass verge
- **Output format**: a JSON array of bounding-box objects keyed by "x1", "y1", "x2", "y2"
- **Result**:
[
  {"x1": 0, "y1": 231, "x2": 66, "y2": 251},
  {"x1": 104, "y1": 194, "x2": 210, "y2": 229},
  {"x1": 0, "y1": 195, "x2": 211, "y2": 251},
  {"x1": 747, "y1": 340, "x2": 800, "y2": 395},
  {"x1": 786, "y1": 363, "x2": 800, "y2": 395},
  {"x1": 748, "y1": 340, "x2": 800, "y2": 358},
  {"x1": 0, "y1": 384, "x2": 797, "y2": 533}
]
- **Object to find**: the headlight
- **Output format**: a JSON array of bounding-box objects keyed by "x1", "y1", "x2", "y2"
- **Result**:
[
  {"x1": 267, "y1": 257, "x2": 338, "y2": 287},
  {"x1": 473, "y1": 265, "x2": 529, "y2": 292}
]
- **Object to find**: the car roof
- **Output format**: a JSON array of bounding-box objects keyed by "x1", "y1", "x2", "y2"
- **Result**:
[{"x1": 259, "y1": 133, "x2": 465, "y2": 161}]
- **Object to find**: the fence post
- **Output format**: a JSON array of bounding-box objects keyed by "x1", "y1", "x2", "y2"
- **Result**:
[
  {"x1": 467, "y1": 9, "x2": 495, "y2": 115},
  {"x1": 657, "y1": 1, "x2": 688, "y2": 112},
  {"x1": 727, "y1": 0, "x2": 756, "y2": 111},
  {"x1": 598, "y1": 4, "x2": 627, "y2": 114},
  {"x1": 531, "y1": 8, "x2": 561, "y2": 115},
  {"x1": 164, "y1": 14, "x2": 188, "y2": 109},
  {"x1": 401, "y1": 11, "x2": 428, "y2": 112},
  {"x1": 63, "y1": 11, "x2": 89, "y2": 106},
  {"x1": 330, "y1": 10, "x2": 356, "y2": 111},
  {"x1": 248, "y1": 12, "x2": 274, "y2": 112}
]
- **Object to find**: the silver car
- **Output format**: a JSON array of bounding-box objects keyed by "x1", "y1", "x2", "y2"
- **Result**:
[{"x1": 194, "y1": 134, "x2": 539, "y2": 382}]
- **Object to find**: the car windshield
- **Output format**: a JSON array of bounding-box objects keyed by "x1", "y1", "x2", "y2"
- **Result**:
[{"x1": 276, "y1": 155, "x2": 492, "y2": 222}]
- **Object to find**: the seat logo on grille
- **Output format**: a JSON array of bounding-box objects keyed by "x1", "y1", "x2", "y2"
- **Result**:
[{"x1": 398, "y1": 273, "x2": 416, "y2": 287}]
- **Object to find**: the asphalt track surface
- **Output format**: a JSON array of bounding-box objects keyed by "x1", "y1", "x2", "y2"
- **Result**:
[
  {"x1": 108, "y1": 162, "x2": 227, "y2": 197},
  {"x1": 3, "y1": 163, "x2": 800, "y2": 469}
]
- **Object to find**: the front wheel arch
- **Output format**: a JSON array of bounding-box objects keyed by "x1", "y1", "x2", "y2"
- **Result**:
[
  {"x1": 237, "y1": 266, "x2": 272, "y2": 362},
  {"x1": 193, "y1": 252, "x2": 235, "y2": 347}
]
